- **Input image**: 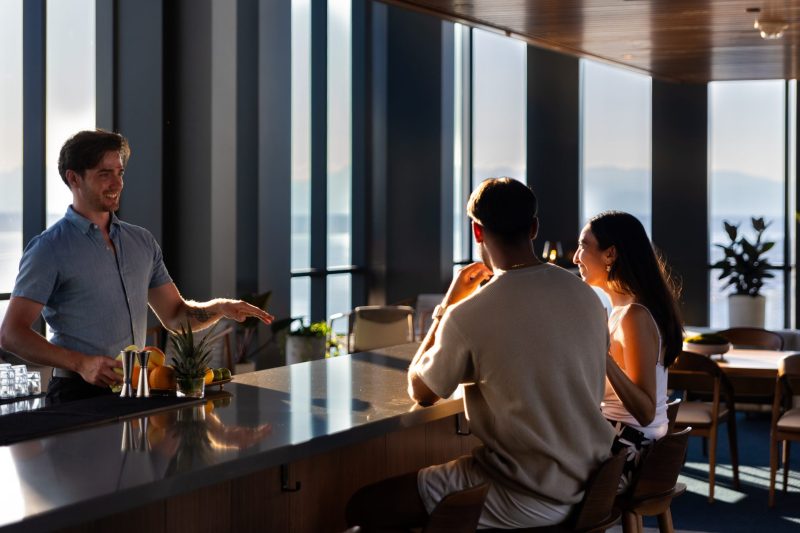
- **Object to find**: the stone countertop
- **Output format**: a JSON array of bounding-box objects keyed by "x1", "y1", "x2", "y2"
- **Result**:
[{"x1": 0, "y1": 343, "x2": 463, "y2": 532}]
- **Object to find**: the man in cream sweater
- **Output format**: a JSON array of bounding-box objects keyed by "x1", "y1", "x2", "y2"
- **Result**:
[{"x1": 347, "y1": 178, "x2": 614, "y2": 530}]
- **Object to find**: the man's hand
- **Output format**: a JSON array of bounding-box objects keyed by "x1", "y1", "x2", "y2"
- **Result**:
[
  {"x1": 76, "y1": 355, "x2": 123, "y2": 388},
  {"x1": 212, "y1": 299, "x2": 274, "y2": 324},
  {"x1": 443, "y1": 262, "x2": 493, "y2": 307}
]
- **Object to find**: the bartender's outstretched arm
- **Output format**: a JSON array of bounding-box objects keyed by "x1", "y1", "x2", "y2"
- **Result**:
[
  {"x1": 148, "y1": 282, "x2": 274, "y2": 333},
  {"x1": 0, "y1": 296, "x2": 122, "y2": 387}
]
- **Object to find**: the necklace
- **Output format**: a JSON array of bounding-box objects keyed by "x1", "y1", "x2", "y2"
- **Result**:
[{"x1": 508, "y1": 261, "x2": 536, "y2": 270}]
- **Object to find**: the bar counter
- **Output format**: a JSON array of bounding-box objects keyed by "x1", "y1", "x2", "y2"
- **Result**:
[{"x1": 0, "y1": 343, "x2": 477, "y2": 532}]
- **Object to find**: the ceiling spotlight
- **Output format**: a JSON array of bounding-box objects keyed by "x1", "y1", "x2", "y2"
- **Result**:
[{"x1": 754, "y1": 17, "x2": 789, "y2": 39}]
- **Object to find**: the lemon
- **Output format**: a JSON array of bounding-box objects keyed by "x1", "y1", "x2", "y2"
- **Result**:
[
  {"x1": 124, "y1": 344, "x2": 139, "y2": 351},
  {"x1": 220, "y1": 368, "x2": 231, "y2": 380},
  {"x1": 213, "y1": 368, "x2": 223, "y2": 382}
]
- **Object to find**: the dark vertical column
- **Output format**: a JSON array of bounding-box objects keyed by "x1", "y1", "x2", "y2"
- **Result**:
[
  {"x1": 439, "y1": 22, "x2": 455, "y2": 288},
  {"x1": 96, "y1": 0, "x2": 115, "y2": 131},
  {"x1": 258, "y1": 0, "x2": 292, "y2": 319},
  {"x1": 351, "y1": 0, "x2": 367, "y2": 307},
  {"x1": 310, "y1": 0, "x2": 328, "y2": 322},
  {"x1": 652, "y1": 80, "x2": 709, "y2": 326},
  {"x1": 236, "y1": 0, "x2": 259, "y2": 297},
  {"x1": 794, "y1": 83, "x2": 799, "y2": 328},
  {"x1": 371, "y1": 5, "x2": 444, "y2": 304},
  {"x1": 366, "y1": 1, "x2": 387, "y2": 305},
  {"x1": 115, "y1": 0, "x2": 164, "y2": 244},
  {"x1": 163, "y1": 0, "x2": 212, "y2": 299},
  {"x1": 22, "y1": 0, "x2": 46, "y2": 248},
  {"x1": 526, "y1": 46, "x2": 581, "y2": 257}
]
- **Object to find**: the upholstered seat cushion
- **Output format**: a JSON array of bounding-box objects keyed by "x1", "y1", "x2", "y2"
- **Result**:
[
  {"x1": 777, "y1": 408, "x2": 800, "y2": 432},
  {"x1": 675, "y1": 402, "x2": 727, "y2": 427}
]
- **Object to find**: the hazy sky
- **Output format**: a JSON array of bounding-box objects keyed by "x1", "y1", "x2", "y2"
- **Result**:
[
  {"x1": 472, "y1": 28, "x2": 526, "y2": 182},
  {"x1": 0, "y1": 0, "x2": 22, "y2": 176}
]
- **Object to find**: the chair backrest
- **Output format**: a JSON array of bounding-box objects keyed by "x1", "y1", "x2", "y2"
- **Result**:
[
  {"x1": 666, "y1": 398, "x2": 681, "y2": 434},
  {"x1": 774, "y1": 353, "x2": 800, "y2": 417},
  {"x1": 627, "y1": 427, "x2": 691, "y2": 501},
  {"x1": 718, "y1": 327, "x2": 784, "y2": 350},
  {"x1": 415, "y1": 293, "x2": 446, "y2": 340},
  {"x1": 351, "y1": 305, "x2": 415, "y2": 352},
  {"x1": 423, "y1": 483, "x2": 490, "y2": 533},
  {"x1": 570, "y1": 451, "x2": 627, "y2": 531}
]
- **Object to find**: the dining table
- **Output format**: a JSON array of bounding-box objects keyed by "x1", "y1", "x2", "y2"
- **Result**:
[
  {"x1": 682, "y1": 347, "x2": 797, "y2": 402},
  {"x1": 710, "y1": 348, "x2": 797, "y2": 378}
]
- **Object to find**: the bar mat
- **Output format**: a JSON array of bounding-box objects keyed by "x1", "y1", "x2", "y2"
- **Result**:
[{"x1": 0, "y1": 395, "x2": 201, "y2": 445}]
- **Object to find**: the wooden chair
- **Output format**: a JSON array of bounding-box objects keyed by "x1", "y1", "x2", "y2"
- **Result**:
[
  {"x1": 719, "y1": 327, "x2": 783, "y2": 412},
  {"x1": 668, "y1": 351, "x2": 740, "y2": 502},
  {"x1": 615, "y1": 427, "x2": 691, "y2": 533},
  {"x1": 718, "y1": 327, "x2": 784, "y2": 350},
  {"x1": 423, "y1": 483, "x2": 490, "y2": 533},
  {"x1": 330, "y1": 305, "x2": 415, "y2": 353},
  {"x1": 481, "y1": 451, "x2": 626, "y2": 532},
  {"x1": 768, "y1": 353, "x2": 800, "y2": 507}
]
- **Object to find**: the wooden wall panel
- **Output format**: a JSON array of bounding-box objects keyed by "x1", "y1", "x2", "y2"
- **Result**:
[
  {"x1": 230, "y1": 466, "x2": 289, "y2": 532},
  {"x1": 165, "y1": 481, "x2": 231, "y2": 533}
]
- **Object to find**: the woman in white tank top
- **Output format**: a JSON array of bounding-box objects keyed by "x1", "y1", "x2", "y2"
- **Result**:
[{"x1": 573, "y1": 211, "x2": 684, "y2": 490}]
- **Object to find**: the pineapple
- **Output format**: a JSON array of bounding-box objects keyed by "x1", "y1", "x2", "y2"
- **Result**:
[{"x1": 169, "y1": 321, "x2": 217, "y2": 396}]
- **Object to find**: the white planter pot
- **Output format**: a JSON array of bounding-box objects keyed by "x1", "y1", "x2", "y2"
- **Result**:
[
  {"x1": 285, "y1": 336, "x2": 326, "y2": 365},
  {"x1": 728, "y1": 294, "x2": 766, "y2": 328}
]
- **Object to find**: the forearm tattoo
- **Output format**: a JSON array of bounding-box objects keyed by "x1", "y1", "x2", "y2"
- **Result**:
[{"x1": 187, "y1": 307, "x2": 215, "y2": 322}]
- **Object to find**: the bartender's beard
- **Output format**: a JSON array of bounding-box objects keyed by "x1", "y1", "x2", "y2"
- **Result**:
[{"x1": 478, "y1": 242, "x2": 494, "y2": 271}]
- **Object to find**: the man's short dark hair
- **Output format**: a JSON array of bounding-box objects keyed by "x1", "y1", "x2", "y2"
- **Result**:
[
  {"x1": 467, "y1": 177, "x2": 538, "y2": 244},
  {"x1": 58, "y1": 129, "x2": 131, "y2": 186}
]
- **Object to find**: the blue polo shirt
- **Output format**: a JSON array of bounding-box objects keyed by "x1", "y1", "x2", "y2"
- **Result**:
[{"x1": 11, "y1": 206, "x2": 172, "y2": 358}]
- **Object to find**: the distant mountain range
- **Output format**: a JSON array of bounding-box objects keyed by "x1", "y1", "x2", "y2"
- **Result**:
[{"x1": 0, "y1": 165, "x2": 786, "y2": 231}]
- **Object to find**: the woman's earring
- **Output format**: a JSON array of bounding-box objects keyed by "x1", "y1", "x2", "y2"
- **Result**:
[{"x1": 606, "y1": 264, "x2": 611, "y2": 272}]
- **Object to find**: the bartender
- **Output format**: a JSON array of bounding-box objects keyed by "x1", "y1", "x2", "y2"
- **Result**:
[{"x1": 0, "y1": 130, "x2": 273, "y2": 403}]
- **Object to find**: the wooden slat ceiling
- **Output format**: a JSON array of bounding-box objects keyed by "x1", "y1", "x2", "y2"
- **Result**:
[{"x1": 385, "y1": 0, "x2": 800, "y2": 83}]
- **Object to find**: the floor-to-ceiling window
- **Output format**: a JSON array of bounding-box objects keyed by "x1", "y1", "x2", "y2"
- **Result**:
[
  {"x1": 580, "y1": 59, "x2": 652, "y2": 234},
  {"x1": 453, "y1": 27, "x2": 526, "y2": 265},
  {"x1": 290, "y1": 0, "x2": 356, "y2": 329},
  {"x1": 326, "y1": 0, "x2": 352, "y2": 328},
  {"x1": 708, "y1": 80, "x2": 795, "y2": 328},
  {"x1": 290, "y1": 0, "x2": 312, "y2": 322},
  {"x1": 1, "y1": 1, "x2": 96, "y2": 325},
  {"x1": 45, "y1": 0, "x2": 96, "y2": 228},
  {"x1": 0, "y1": 0, "x2": 23, "y2": 324},
  {"x1": 472, "y1": 28, "x2": 526, "y2": 187}
]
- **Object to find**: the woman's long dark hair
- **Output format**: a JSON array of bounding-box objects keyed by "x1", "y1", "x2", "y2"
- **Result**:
[{"x1": 589, "y1": 211, "x2": 684, "y2": 367}]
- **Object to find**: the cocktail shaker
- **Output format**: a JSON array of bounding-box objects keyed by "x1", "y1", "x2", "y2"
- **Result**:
[
  {"x1": 119, "y1": 349, "x2": 137, "y2": 398},
  {"x1": 136, "y1": 350, "x2": 151, "y2": 398}
]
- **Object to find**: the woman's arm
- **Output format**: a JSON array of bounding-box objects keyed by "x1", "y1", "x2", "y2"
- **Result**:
[{"x1": 606, "y1": 306, "x2": 660, "y2": 427}]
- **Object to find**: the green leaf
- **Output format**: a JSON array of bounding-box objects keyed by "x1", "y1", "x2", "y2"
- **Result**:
[{"x1": 723, "y1": 221, "x2": 738, "y2": 241}]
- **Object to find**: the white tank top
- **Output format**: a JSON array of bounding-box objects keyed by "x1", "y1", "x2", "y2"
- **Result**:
[{"x1": 601, "y1": 303, "x2": 669, "y2": 441}]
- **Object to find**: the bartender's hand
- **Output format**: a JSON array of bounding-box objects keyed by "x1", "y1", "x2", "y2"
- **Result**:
[
  {"x1": 76, "y1": 355, "x2": 122, "y2": 387},
  {"x1": 443, "y1": 262, "x2": 493, "y2": 307},
  {"x1": 213, "y1": 299, "x2": 274, "y2": 325}
]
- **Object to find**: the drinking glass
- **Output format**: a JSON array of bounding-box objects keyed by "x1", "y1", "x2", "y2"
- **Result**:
[
  {"x1": 28, "y1": 371, "x2": 42, "y2": 395},
  {"x1": 0, "y1": 363, "x2": 12, "y2": 399},
  {"x1": 12, "y1": 364, "x2": 28, "y2": 397}
]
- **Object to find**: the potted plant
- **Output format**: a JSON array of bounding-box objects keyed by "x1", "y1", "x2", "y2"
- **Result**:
[
  {"x1": 285, "y1": 320, "x2": 331, "y2": 365},
  {"x1": 169, "y1": 321, "x2": 217, "y2": 398},
  {"x1": 712, "y1": 217, "x2": 775, "y2": 327}
]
